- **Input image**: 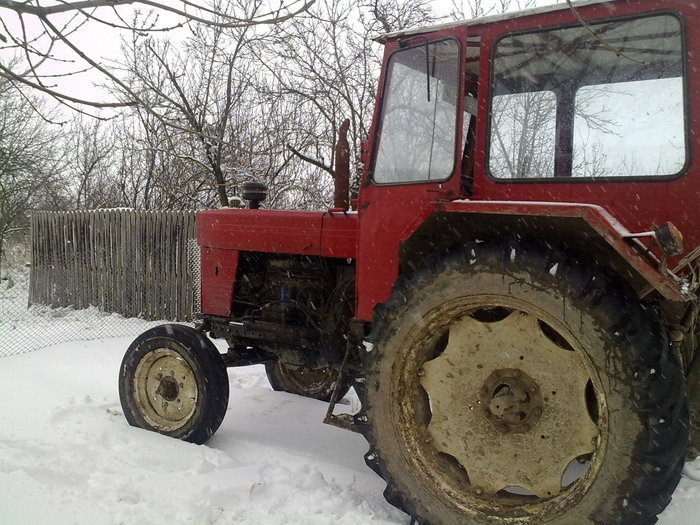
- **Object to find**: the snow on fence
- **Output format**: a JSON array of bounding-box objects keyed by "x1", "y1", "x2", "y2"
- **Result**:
[
  {"x1": 30, "y1": 210, "x2": 198, "y2": 320},
  {"x1": 0, "y1": 210, "x2": 200, "y2": 357}
]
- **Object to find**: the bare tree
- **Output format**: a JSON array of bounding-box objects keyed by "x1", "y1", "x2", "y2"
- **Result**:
[
  {"x1": 109, "y1": 111, "x2": 196, "y2": 210},
  {"x1": 117, "y1": 2, "x2": 266, "y2": 208},
  {"x1": 0, "y1": 0, "x2": 315, "y2": 114},
  {"x1": 114, "y1": 0, "x2": 332, "y2": 210},
  {"x1": 364, "y1": 0, "x2": 435, "y2": 35},
  {"x1": 448, "y1": 0, "x2": 541, "y2": 20},
  {"x1": 0, "y1": 76, "x2": 64, "y2": 268},
  {"x1": 63, "y1": 116, "x2": 120, "y2": 209},
  {"x1": 259, "y1": 0, "x2": 437, "y2": 196}
]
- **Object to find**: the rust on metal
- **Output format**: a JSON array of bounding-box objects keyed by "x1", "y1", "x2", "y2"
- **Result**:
[{"x1": 133, "y1": 348, "x2": 198, "y2": 432}]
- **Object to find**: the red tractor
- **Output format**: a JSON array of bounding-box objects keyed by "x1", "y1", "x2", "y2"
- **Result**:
[{"x1": 119, "y1": 0, "x2": 699, "y2": 523}]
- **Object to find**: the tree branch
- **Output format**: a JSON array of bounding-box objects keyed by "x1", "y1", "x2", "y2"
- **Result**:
[
  {"x1": 0, "y1": 62, "x2": 136, "y2": 108},
  {"x1": 0, "y1": 0, "x2": 316, "y2": 27},
  {"x1": 286, "y1": 143, "x2": 334, "y2": 177}
]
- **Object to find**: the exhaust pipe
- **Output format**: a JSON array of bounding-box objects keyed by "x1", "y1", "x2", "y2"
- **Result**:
[{"x1": 333, "y1": 119, "x2": 350, "y2": 211}]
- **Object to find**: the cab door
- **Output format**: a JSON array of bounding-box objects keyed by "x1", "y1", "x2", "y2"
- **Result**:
[{"x1": 356, "y1": 35, "x2": 465, "y2": 320}]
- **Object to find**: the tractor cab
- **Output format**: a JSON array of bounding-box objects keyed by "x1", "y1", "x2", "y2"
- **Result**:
[{"x1": 356, "y1": 0, "x2": 696, "y2": 318}]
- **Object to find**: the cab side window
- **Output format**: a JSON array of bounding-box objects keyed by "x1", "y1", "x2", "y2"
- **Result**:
[{"x1": 488, "y1": 14, "x2": 686, "y2": 180}]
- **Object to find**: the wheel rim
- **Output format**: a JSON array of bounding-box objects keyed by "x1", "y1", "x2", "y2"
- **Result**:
[
  {"x1": 400, "y1": 299, "x2": 607, "y2": 519},
  {"x1": 133, "y1": 348, "x2": 198, "y2": 431},
  {"x1": 275, "y1": 362, "x2": 339, "y2": 397}
]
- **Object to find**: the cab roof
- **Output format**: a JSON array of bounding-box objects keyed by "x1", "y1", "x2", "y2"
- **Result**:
[{"x1": 375, "y1": 0, "x2": 617, "y2": 43}]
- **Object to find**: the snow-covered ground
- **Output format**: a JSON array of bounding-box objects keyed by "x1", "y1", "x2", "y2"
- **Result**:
[{"x1": 0, "y1": 325, "x2": 698, "y2": 524}]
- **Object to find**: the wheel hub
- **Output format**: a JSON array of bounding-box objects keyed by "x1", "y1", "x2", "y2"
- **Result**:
[
  {"x1": 482, "y1": 369, "x2": 543, "y2": 431},
  {"x1": 420, "y1": 310, "x2": 599, "y2": 499},
  {"x1": 133, "y1": 348, "x2": 198, "y2": 431},
  {"x1": 156, "y1": 375, "x2": 180, "y2": 401}
]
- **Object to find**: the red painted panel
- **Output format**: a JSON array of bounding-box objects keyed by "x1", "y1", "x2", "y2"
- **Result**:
[
  {"x1": 356, "y1": 187, "x2": 454, "y2": 320},
  {"x1": 438, "y1": 200, "x2": 685, "y2": 302},
  {"x1": 197, "y1": 209, "x2": 358, "y2": 317},
  {"x1": 200, "y1": 247, "x2": 239, "y2": 317},
  {"x1": 321, "y1": 212, "x2": 358, "y2": 259},
  {"x1": 355, "y1": 25, "x2": 467, "y2": 321},
  {"x1": 197, "y1": 209, "x2": 323, "y2": 255}
]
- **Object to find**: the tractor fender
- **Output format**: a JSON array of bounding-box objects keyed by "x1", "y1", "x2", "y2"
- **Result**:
[{"x1": 398, "y1": 200, "x2": 689, "y2": 303}]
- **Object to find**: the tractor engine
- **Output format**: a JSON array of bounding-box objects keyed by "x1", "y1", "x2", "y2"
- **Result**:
[
  {"x1": 223, "y1": 253, "x2": 353, "y2": 369},
  {"x1": 235, "y1": 254, "x2": 328, "y2": 326}
]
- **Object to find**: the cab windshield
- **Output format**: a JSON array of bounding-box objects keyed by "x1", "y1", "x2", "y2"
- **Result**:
[{"x1": 373, "y1": 39, "x2": 460, "y2": 184}]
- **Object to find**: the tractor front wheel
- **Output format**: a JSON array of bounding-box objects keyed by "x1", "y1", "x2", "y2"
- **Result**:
[{"x1": 119, "y1": 324, "x2": 229, "y2": 444}]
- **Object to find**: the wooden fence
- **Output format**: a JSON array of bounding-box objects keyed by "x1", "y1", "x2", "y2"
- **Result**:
[{"x1": 29, "y1": 210, "x2": 198, "y2": 321}]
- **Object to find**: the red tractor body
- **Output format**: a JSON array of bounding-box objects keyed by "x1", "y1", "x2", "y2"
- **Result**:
[
  {"x1": 199, "y1": 0, "x2": 698, "y2": 322},
  {"x1": 122, "y1": 2, "x2": 700, "y2": 523},
  {"x1": 197, "y1": 210, "x2": 357, "y2": 317}
]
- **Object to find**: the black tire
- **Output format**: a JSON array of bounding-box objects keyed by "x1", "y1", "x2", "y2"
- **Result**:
[
  {"x1": 688, "y1": 349, "x2": 700, "y2": 460},
  {"x1": 356, "y1": 239, "x2": 688, "y2": 525},
  {"x1": 265, "y1": 361, "x2": 351, "y2": 401},
  {"x1": 119, "y1": 324, "x2": 229, "y2": 444}
]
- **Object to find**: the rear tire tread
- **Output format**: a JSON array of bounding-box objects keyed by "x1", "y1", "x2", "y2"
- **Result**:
[{"x1": 357, "y1": 238, "x2": 688, "y2": 525}]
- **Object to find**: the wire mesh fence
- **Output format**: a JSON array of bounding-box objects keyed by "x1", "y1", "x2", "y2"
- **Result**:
[{"x1": 1, "y1": 210, "x2": 201, "y2": 357}]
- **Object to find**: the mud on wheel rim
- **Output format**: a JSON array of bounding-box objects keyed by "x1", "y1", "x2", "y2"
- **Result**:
[
  {"x1": 133, "y1": 347, "x2": 199, "y2": 432},
  {"x1": 272, "y1": 362, "x2": 341, "y2": 398},
  {"x1": 397, "y1": 296, "x2": 607, "y2": 519}
]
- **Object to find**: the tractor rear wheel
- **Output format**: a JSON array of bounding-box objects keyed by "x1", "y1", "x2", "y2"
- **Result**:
[
  {"x1": 357, "y1": 240, "x2": 687, "y2": 525},
  {"x1": 119, "y1": 324, "x2": 229, "y2": 444},
  {"x1": 265, "y1": 361, "x2": 351, "y2": 401}
]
